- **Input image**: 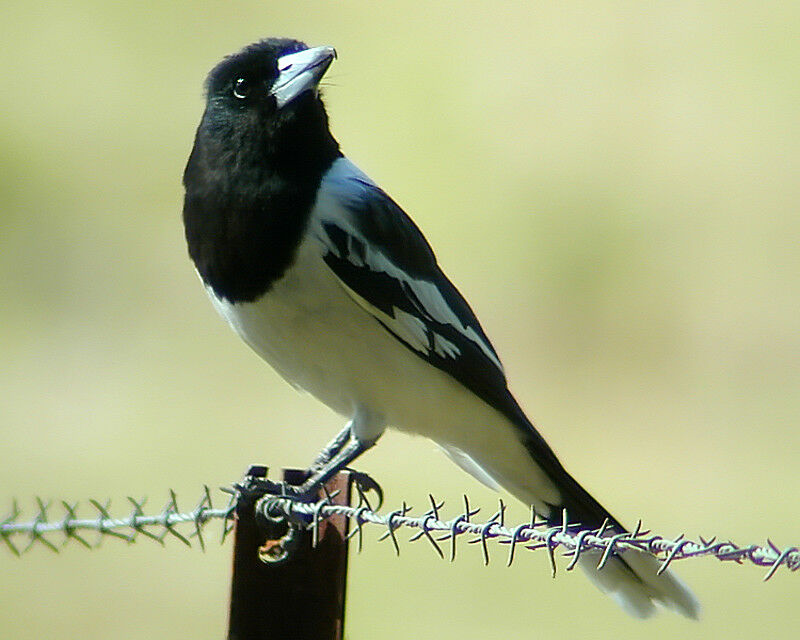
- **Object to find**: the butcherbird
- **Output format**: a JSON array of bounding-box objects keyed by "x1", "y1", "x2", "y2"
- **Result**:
[{"x1": 182, "y1": 38, "x2": 698, "y2": 618}]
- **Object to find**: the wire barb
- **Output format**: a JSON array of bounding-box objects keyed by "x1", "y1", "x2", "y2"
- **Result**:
[
  {"x1": 0, "y1": 490, "x2": 234, "y2": 554},
  {"x1": 250, "y1": 490, "x2": 800, "y2": 579},
  {"x1": 1, "y1": 485, "x2": 798, "y2": 581}
]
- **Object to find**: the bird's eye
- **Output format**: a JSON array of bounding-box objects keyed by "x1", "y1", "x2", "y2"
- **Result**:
[{"x1": 233, "y1": 77, "x2": 250, "y2": 99}]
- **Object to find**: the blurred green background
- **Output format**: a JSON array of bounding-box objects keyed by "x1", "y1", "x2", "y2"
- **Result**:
[{"x1": 1, "y1": 1, "x2": 798, "y2": 638}]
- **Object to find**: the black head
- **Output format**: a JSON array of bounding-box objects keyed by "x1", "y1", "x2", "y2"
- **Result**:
[
  {"x1": 183, "y1": 39, "x2": 342, "y2": 303},
  {"x1": 187, "y1": 38, "x2": 339, "y2": 182}
]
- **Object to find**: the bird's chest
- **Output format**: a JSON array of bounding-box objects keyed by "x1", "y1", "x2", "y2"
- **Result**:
[
  {"x1": 184, "y1": 175, "x2": 317, "y2": 304},
  {"x1": 204, "y1": 238, "x2": 371, "y2": 411}
]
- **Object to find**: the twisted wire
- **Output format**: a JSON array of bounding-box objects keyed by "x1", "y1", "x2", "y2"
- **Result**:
[
  {"x1": 0, "y1": 487, "x2": 235, "y2": 555},
  {"x1": 258, "y1": 492, "x2": 800, "y2": 581},
  {"x1": 2, "y1": 485, "x2": 798, "y2": 581}
]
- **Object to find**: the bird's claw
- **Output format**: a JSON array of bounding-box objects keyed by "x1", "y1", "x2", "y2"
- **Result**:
[
  {"x1": 274, "y1": 469, "x2": 383, "y2": 510},
  {"x1": 235, "y1": 465, "x2": 383, "y2": 510},
  {"x1": 346, "y1": 469, "x2": 384, "y2": 510},
  {"x1": 276, "y1": 481, "x2": 319, "y2": 503}
]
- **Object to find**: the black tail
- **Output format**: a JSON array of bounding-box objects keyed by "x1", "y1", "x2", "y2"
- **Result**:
[{"x1": 509, "y1": 412, "x2": 698, "y2": 618}]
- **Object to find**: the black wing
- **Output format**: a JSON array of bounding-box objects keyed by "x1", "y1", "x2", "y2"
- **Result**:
[
  {"x1": 314, "y1": 162, "x2": 623, "y2": 528},
  {"x1": 314, "y1": 164, "x2": 528, "y2": 426}
]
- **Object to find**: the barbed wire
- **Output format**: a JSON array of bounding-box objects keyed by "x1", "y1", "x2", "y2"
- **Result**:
[
  {"x1": 0, "y1": 487, "x2": 235, "y2": 555},
  {"x1": 2, "y1": 484, "x2": 798, "y2": 581},
  {"x1": 258, "y1": 490, "x2": 800, "y2": 580}
]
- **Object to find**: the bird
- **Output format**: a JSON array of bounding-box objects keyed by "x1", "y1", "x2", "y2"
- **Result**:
[{"x1": 182, "y1": 37, "x2": 699, "y2": 619}]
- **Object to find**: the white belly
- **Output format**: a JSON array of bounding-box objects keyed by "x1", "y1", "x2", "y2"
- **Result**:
[{"x1": 207, "y1": 235, "x2": 558, "y2": 506}]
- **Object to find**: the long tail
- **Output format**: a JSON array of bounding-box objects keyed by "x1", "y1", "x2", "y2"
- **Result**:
[
  {"x1": 471, "y1": 406, "x2": 700, "y2": 619},
  {"x1": 533, "y1": 461, "x2": 700, "y2": 619}
]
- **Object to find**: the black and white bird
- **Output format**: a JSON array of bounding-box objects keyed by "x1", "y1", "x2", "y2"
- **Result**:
[{"x1": 183, "y1": 38, "x2": 698, "y2": 619}]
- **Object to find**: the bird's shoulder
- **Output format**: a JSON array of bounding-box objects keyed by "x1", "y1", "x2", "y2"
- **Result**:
[
  {"x1": 307, "y1": 158, "x2": 527, "y2": 421},
  {"x1": 310, "y1": 158, "x2": 437, "y2": 276}
]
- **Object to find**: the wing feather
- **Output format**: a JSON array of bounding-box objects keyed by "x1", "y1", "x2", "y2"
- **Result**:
[{"x1": 312, "y1": 159, "x2": 523, "y2": 424}]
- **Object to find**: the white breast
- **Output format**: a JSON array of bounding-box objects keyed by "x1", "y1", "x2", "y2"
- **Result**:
[
  {"x1": 206, "y1": 234, "x2": 376, "y2": 419},
  {"x1": 204, "y1": 159, "x2": 560, "y2": 509},
  {"x1": 207, "y1": 233, "x2": 557, "y2": 506}
]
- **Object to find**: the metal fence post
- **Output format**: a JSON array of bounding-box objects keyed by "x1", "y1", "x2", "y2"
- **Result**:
[{"x1": 227, "y1": 468, "x2": 351, "y2": 640}]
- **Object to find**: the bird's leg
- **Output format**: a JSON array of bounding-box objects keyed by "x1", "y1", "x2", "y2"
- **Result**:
[
  {"x1": 303, "y1": 435, "x2": 371, "y2": 489},
  {"x1": 235, "y1": 423, "x2": 354, "y2": 503},
  {"x1": 308, "y1": 423, "x2": 353, "y2": 472},
  {"x1": 285, "y1": 431, "x2": 383, "y2": 505}
]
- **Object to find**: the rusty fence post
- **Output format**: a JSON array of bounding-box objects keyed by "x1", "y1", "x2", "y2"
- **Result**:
[{"x1": 227, "y1": 468, "x2": 351, "y2": 640}]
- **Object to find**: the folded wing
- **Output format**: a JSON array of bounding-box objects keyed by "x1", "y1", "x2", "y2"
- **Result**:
[{"x1": 312, "y1": 160, "x2": 521, "y2": 425}]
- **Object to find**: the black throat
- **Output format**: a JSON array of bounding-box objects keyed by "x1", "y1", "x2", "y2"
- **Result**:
[{"x1": 182, "y1": 95, "x2": 341, "y2": 303}]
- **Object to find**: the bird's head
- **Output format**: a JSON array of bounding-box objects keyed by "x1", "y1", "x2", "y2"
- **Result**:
[{"x1": 190, "y1": 38, "x2": 339, "y2": 176}]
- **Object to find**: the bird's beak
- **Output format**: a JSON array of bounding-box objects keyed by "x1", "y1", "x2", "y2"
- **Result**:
[{"x1": 270, "y1": 46, "x2": 336, "y2": 109}]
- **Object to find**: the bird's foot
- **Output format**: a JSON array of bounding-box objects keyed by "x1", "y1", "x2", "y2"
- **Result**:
[
  {"x1": 275, "y1": 480, "x2": 320, "y2": 503},
  {"x1": 233, "y1": 464, "x2": 383, "y2": 510},
  {"x1": 346, "y1": 468, "x2": 384, "y2": 510},
  {"x1": 232, "y1": 466, "x2": 282, "y2": 508},
  {"x1": 276, "y1": 468, "x2": 383, "y2": 510}
]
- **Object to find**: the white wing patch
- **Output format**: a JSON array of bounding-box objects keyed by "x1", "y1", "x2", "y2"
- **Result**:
[
  {"x1": 403, "y1": 275, "x2": 502, "y2": 369},
  {"x1": 336, "y1": 277, "x2": 460, "y2": 361},
  {"x1": 321, "y1": 225, "x2": 502, "y2": 368},
  {"x1": 394, "y1": 308, "x2": 431, "y2": 352},
  {"x1": 311, "y1": 157, "x2": 504, "y2": 372}
]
